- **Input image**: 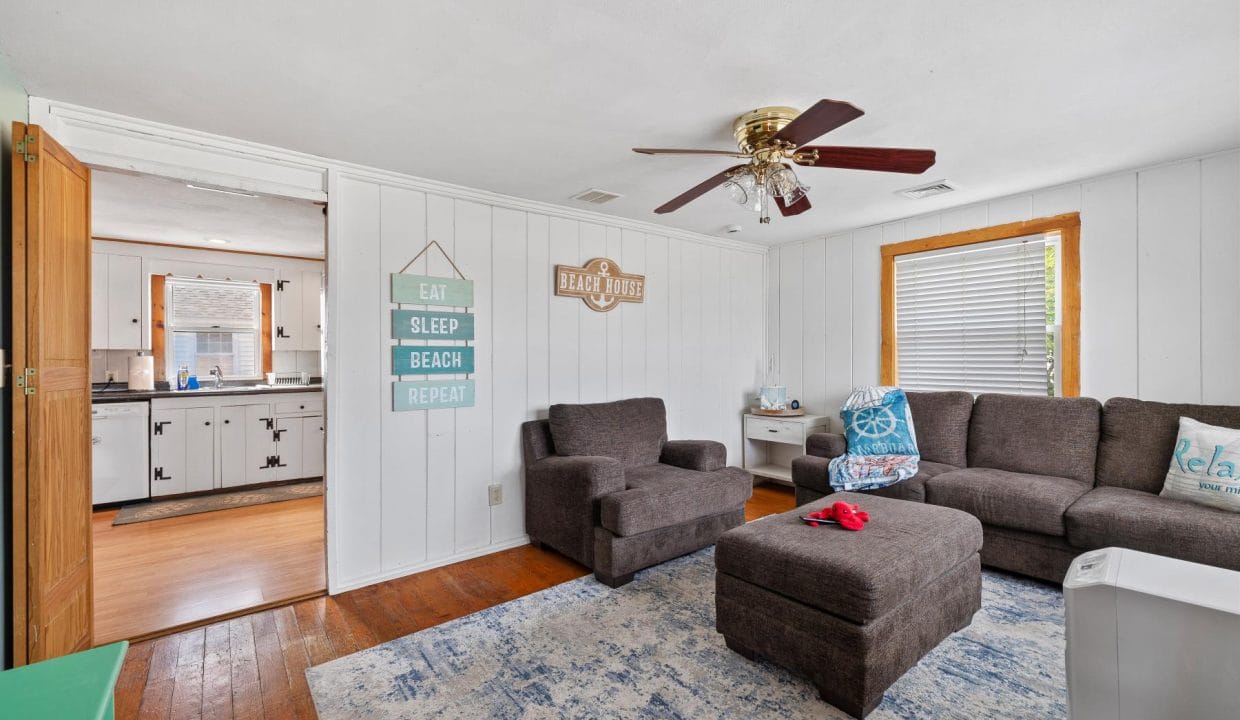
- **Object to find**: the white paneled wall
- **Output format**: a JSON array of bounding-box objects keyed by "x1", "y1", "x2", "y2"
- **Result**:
[
  {"x1": 329, "y1": 173, "x2": 767, "y2": 590},
  {"x1": 768, "y1": 149, "x2": 1240, "y2": 426}
]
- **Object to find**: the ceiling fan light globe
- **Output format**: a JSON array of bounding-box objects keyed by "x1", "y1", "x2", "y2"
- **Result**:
[
  {"x1": 768, "y1": 165, "x2": 800, "y2": 198},
  {"x1": 784, "y1": 182, "x2": 810, "y2": 205},
  {"x1": 724, "y1": 180, "x2": 749, "y2": 207}
]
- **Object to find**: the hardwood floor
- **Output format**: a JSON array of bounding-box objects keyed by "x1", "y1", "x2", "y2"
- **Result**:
[
  {"x1": 115, "y1": 482, "x2": 796, "y2": 719},
  {"x1": 94, "y1": 496, "x2": 327, "y2": 645}
]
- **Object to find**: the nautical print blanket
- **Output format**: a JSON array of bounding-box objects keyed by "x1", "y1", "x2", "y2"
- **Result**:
[{"x1": 828, "y1": 386, "x2": 920, "y2": 492}]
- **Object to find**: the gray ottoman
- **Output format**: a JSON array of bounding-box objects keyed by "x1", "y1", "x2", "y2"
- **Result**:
[{"x1": 715, "y1": 492, "x2": 983, "y2": 718}]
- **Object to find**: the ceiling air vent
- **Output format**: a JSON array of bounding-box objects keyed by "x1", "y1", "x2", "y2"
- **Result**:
[
  {"x1": 571, "y1": 188, "x2": 623, "y2": 205},
  {"x1": 896, "y1": 180, "x2": 958, "y2": 200}
]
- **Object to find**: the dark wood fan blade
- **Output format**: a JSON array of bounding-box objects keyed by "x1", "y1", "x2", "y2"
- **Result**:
[
  {"x1": 775, "y1": 194, "x2": 812, "y2": 217},
  {"x1": 633, "y1": 148, "x2": 750, "y2": 158},
  {"x1": 772, "y1": 99, "x2": 864, "y2": 148},
  {"x1": 654, "y1": 164, "x2": 747, "y2": 214},
  {"x1": 794, "y1": 146, "x2": 936, "y2": 174}
]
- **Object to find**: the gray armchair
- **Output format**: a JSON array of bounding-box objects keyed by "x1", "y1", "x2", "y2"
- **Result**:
[{"x1": 522, "y1": 397, "x2": 752, "y2": 587}]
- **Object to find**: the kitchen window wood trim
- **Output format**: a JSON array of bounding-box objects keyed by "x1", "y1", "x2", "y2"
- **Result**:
[
  {"x1": 879, "y1": 212, "x2": 1081, "y2": 396},
  {"x1": 151, "y1": 275, "x2": 274, "y2": 381}
]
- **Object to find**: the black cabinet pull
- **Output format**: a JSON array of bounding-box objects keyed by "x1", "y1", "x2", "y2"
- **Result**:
[
  {"x1": 131, "y1": 318, "x2": 138, "y2": 323},
  {"x1": 204, "y1": 421, "x2": 211, "y2": 426},
  {"x1": 224, "y1": 419, "x2": 230, "y2": 424},
  {"x1": 299, "y1": 405, "x2": 305, "y2": 410}
]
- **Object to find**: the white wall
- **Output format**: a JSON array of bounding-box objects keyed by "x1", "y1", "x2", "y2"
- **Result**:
[
  {"x1": 769, "y1": 149, "x2": 1240, "y2": 426},
  {"x1": 328, "y1": 173, "x2": 767, "y2": 590}
]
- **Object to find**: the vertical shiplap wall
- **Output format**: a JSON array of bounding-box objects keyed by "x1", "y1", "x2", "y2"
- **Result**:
[
  {"x1": 329, "y1": 172, "x2": 767, "y2": 591},
  {"x1": 767, "y1": 149, "x2": 1240, "y2": 426}
]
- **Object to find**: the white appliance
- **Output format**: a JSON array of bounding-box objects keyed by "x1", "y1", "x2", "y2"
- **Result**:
[
  {"x1": 1064, "y1": 547, "x2": 1240, "y2": 720},
  {"x1": 91, "y1": 402, "x2": 151, "y2": 504}
]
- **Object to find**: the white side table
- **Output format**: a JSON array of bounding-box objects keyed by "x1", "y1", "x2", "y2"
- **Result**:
[{"x1": 742, "y1": 413, "x2": 831, "y2": 484}]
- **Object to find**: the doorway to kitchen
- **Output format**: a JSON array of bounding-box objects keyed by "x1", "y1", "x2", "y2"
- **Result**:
[{"x1": 88, "y1": 169, "x2": 328, "y2": 644}]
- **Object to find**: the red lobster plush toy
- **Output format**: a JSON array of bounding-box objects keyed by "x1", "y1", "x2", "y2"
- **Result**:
[{"x1": 805, "y1": 501, "x2": 871, "y2": 531}]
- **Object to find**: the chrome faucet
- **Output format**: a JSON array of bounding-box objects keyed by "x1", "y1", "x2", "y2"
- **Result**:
[{"x1": 210, "y1": 365, "x2": 225, "y2": 388}]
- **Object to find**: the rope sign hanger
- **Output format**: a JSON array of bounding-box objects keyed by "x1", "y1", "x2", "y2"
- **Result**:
[{"x1": 398, "y1": 240, "x2": 468, "y2": 279}]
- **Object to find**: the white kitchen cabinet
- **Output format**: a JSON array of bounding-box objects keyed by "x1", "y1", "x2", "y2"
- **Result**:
[
  {"x1": 245, "y1": 403, "x2": 278, "y2": 485},
  {"x1": 151, "y1": 406, "x2": 216, "y2": 496},
  {"x1": 219, "y1": 405, "x2": 248, "y2": 488},
  {"x1": 91, "y1": 253, "x2": 108, "y2": 349},
  {"x1": 300, "y1": 270, "x2": 323, "y2": 352},
  {"x1": 273, "y1": 271, "x2": 302, "y2": 352},
  {"x1": 106, "y1": 254, "x2": 143, "y2": 349},
  {"x1": 275, "y1": 416, "x2": 304, "y2": 481},
  {"x1": 184, "y1": 407, "x2": 216, "y2": 493},
  {"x1": 150, "y1": 408, "x2": 186, "y2": 496},
  {"x1": 302, "y1": 416, "x2": 324, "y2": 478}
]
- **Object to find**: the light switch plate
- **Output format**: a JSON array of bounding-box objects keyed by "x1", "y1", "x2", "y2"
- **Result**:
[{"x1": 488, "y1": 484, "x2": 503, "y2": 506}]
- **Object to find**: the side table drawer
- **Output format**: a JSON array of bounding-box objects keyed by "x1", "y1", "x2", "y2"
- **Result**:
[{"x1": 745, "y1": 417, "x2": 803, "y2": 444}]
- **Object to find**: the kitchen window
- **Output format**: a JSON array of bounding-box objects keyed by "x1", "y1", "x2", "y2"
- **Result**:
[
  {"x1": 880, "y1": 213, "x2": 1080, "y2": 396},
  {"x1": 164, "y1": 277, "x2": 265, "y2": 381}
]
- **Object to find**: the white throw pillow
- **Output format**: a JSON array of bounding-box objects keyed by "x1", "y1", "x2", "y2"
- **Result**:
[{"x1": 1159, "y1": 417, "x2": 1240, "y2": 512}]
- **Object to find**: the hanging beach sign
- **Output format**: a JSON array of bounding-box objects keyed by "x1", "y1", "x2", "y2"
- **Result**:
[
  {"x1": 390, "y1": 240, "x2": 476, "y2": 411},
  {"x1": 555, "y1": 257, "x2": 645, "y2": 312}
]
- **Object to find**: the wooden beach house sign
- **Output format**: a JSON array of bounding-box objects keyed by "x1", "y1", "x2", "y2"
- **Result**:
[
  {"x1": 555, "y1": 257, "x2": 645, "y2": 312},
  {"x1": 390, "y1": 240, "x2": 476, "y2": 411}
]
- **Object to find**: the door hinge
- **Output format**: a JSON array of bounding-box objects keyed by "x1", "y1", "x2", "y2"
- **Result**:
[
  {"x1": 276, "y1": 326, "x2": 290, "y2": 339},
  {"x1": 277, "y1": 279, "x2": 290, "y2": 291},
  {"x1": 154, "y1": 420, "x2": 172, "y2": 436},
  {"x1": 153, "y1": 467, "x2": 171, "y2": 481},
  {"x1": 14, "y1": 367, "x2": 35, "y2": 395},
  {"x1": 15, "y1": 133, "x2": 36, "y2": 162}
]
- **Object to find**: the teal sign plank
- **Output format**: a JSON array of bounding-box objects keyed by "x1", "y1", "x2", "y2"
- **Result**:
[
  {"x1": 391, "y1": 309, "x2": 475, "y2": 341},
  {"x1": 392, "y1": 345, "x2": 475, "y2": 375},
  {"x1": 391, "y1": 273, "x2": 474, "y2": 307},
  {"x1": 393, "y1": 379, "x2": 475, "y2": 410}
]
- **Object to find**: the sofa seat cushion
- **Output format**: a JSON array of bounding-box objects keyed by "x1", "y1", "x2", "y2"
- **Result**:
[
  {"x1": 1065, "y1": 487, "x2": 1240, "y2": 572},
  {"x1": 599, "y1": 464, "x2": 752, "y2": 537},
  {"x1": 926, "y1": 468, "x2": 1089, "y2": 536},
  {"x1": 716, "y1": 492, "x2": 982, "y2": 624},
  {"x1": 967, "y1": 394, "x2": 1101, "y2": 484},
  {"x1": 548, "y1": 397, "x2": 668, "y2": 467},
  {"x1": 906, "y1": 391, "x2": 974, "y2": 467}
]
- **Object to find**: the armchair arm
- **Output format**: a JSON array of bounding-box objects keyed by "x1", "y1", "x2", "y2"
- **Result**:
[
  {"x1": 806, "y1": 432, "x2": 847, "y2": 459},
  {"x1": 525, "y1": 455, "x2": 626, "y2": 567},
  {"x1": 527, "y1": 455, "x2": 626, "y2": 501},
  {"x1": 659, "y1": 440, "x2": 726, "y2": 472}
]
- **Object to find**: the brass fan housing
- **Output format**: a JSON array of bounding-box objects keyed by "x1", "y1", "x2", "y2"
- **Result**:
[{"x1": 732, "y1": 106, "x2": 800, "y2": 154}]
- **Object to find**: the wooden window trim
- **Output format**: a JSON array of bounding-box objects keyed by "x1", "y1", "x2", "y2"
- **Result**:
[
  {"x1": 151, "y1": 275, "x2": 273, "y2": 381},
  {"x1": 880, "y1": 212, "x2": 1081, "y2": 396}
]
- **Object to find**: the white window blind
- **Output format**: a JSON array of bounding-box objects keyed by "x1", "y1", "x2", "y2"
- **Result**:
[
  {"x1": 165, "y1": 278, "x2": 263, "y2": 380},
  {"x1": 895, "y1": 234, "x2": 1049, "y2": 395}
]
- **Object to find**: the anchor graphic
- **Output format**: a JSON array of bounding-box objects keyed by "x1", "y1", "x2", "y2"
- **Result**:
[{"x1": 589, "y1": 260, "x2": 618, "y2": 310}]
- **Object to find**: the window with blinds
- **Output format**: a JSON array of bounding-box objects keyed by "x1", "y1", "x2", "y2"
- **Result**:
[
  {"x1": 165, "y1": 278, "x2": 263, "y2": 380},
  {"x1": 894, "y1": 233, "x2": 1059, "y2": 395}
]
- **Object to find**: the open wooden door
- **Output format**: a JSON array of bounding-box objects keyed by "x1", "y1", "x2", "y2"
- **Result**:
[{"x1": 10, "y1": 122, "x2": 94, "y2": 664}]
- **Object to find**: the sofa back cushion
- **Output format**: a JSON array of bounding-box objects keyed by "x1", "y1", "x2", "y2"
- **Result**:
[
  {"x1": 1097, "y1": 397, "x2": 1240, "y2": 493},
  {"x1": 548, "y1": 397, "x2": 668, "y2": 467},
  {"x1": 967, "y1": 394, "x2": 1101, "y2": 484},
  {"x1": 905, "y1": 391, "x2": 974, "y2": 467}
]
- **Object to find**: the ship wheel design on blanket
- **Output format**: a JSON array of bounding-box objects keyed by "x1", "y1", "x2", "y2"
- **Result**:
[{"x1": 851, "y1": 405, "x2": 899, "y2": 438}]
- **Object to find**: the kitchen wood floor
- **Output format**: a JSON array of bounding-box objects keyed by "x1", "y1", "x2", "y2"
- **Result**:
[
  {"x1": 115, "y1": 482, "x2": 796, "y2": 719},
  {"x1": 94, "y1": 496, "x2": 327, "y2": 646}
]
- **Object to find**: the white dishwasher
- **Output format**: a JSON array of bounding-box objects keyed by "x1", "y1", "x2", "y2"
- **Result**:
[{"x1": 91, "y1": 402, "x2": 151, "y2": 504}]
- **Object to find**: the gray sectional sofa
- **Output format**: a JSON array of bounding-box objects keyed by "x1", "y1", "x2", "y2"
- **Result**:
[{"x1": 792, "y1": 392, "x2": 1240, "y2": 583}]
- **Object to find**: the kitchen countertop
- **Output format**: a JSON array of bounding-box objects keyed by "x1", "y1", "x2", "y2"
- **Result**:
[{"x1": 91, "y1": 384, "x2": 323, "y2": 403}]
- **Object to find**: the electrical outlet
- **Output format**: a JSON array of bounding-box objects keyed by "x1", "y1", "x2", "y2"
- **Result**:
[
  {"x1": 105, "y1": 370, "x2": 117, "y2": 382},
  {"x1": 488, "y1": 484, "x2": 503, "y2": 506}
]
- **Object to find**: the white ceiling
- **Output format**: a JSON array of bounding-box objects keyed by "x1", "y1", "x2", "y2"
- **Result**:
[
  {"x1": 2, "y1": 1, "x2": 1237, "y2": 246},
  {"x1": 92, "y1": 171, "x2": 325, "y2": 257}
]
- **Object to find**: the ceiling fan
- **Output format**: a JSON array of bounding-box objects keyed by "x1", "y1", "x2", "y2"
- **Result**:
[{"x1": 633, "y1": 99, "x2": 936, "y2": 224}]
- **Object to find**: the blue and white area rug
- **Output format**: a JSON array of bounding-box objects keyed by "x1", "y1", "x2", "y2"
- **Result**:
[{"x1": 307, "y1": 549, "x2": 1066, "y2": 719}]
